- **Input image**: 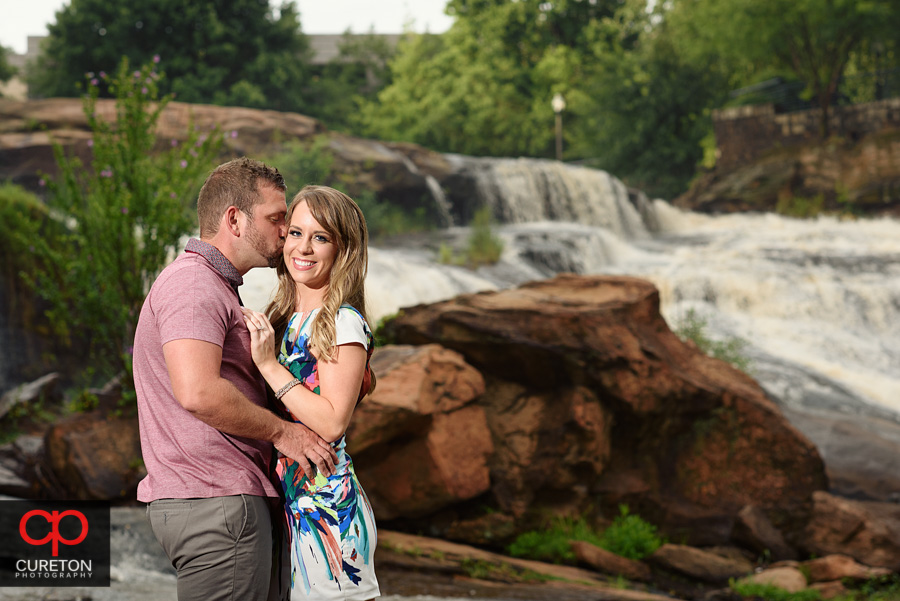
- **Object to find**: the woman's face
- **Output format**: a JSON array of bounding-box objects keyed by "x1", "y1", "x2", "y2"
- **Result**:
[{"x1": 283, "y1": 201, "x2": 337, "y2": 292}]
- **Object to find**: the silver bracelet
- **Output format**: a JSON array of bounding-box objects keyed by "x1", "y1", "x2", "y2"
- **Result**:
[{"x1": 275, "y1": 378, "x2": 302, "y2": 400}]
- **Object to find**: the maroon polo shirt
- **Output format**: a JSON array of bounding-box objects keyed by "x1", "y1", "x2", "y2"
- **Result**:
[{"x1": 133, "y1": 239, "x2": 278, "y2": 502}]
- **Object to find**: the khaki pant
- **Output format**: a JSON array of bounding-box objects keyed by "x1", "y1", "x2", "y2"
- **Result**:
[{"x1": 147, "y1": 495, "x2": 287, "y2": 601}]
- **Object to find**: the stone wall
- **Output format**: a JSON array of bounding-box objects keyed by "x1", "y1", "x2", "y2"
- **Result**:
[{"x1": 713, "y1": 98, "x2": 900, "y2": 170}]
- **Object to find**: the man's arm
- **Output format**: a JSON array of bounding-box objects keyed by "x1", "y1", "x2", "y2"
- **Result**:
[{"x1": 163, "y1": 338, "x2": 337, "y2": 477}]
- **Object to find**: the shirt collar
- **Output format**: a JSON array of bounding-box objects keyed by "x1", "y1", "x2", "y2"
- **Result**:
[{"x1": 185, "y1": 238, "x2": 243, "y2": 289}]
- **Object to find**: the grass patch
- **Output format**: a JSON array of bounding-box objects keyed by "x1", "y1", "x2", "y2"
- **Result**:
[
  {"x1": 832, "y1": 574, "x2": 900, "y2": 601},
  {"x1": 461, "y1": 559, "x2": 555, "y2": 583},
  {"x1": 507, "y1": 506, "x2": 662, "y2": 564},
  {"x1": 674, "y1": 309, "x2": 752, "y2": 373},
  {"x1": 730, "y1": 579, "x2": 821, "y2": 601}
]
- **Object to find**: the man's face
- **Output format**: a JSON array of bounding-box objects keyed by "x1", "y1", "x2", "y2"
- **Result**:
[{"x1": 245, "y1": 184, "x2": 287, "y2": 269}]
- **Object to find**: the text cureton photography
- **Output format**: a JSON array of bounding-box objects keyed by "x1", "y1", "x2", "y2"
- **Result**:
[{"x1": 0, "y1": 500, "x2": 110, "y2": 588}]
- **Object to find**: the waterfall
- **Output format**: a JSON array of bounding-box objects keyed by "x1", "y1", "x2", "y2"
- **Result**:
[{"x1": 445, "y1": 155, "x2": 651, "y2": 238}]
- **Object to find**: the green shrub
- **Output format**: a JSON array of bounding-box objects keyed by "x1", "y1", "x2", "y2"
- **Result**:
[
  {"x1": 507, "y1": 507, "x2": 662, "y2": 564},
  {"x1": 598, "y1": 505, "x2": 664, "y2": 560},
  {"x1": 372, "y1": 311, "x2": 400, "y2": 347},
  {"x1": 437, "y1": 207, "x2": 504, "y2": 268},
  {"x1": 776, "y1": 193, "x2": 825, "y2": 218},
  {"x1": 266, "y1": 137, "x2": 335, "y2": 189},
  {"x1": 353, "y1": 190, "x2": 431, "y2": 239},
  {"x1": 507, "y1": 517, "x2": 597, "y2": 563},
  {"x1": 730, "y1": 579, "x2": 821, "y2": 601},
  {"x1": 465, "y1": 206, "x2": 504, "y2": 267},
  {"x1": 674, "y1": 309, "x2": 752, "y2": 372},
  {"x1": 24, "y1": 56, "x2": 223, "y2": 391}
]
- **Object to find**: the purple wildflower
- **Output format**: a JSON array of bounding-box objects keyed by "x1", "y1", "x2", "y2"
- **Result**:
[
  {"x1": 38, "y1": 179, "x2": 46, "y2": 187},
  {"x1": 180, "y1": 160, "x2": 188, "y2": 168},
  {"x1": 230, "y1": 130, "x2": 238, "y2": 138},
  {"x1": 153, "y1": 54, "x2": 160, "y2": 64},
  {"x1": 87, "y1": 139, "x2": 94, "y2": 147},
  {"x1": 100, "y1": 169, "x2": 113, "y2": 178},
  {"x1": 141, "y1": 87, "x2": 148, "y2": 94},
  {"x1": 171, "y1": 139, "x2": 178, "y2": 147},
  {"x1": 170, "y1": 192, "x2": 177, "y2": 198},
  {"x1": 90, "y1": 78, "x2": 98, "y2": 86},
  {"x1": 121, "y1": 207, "x2": 129, "y2": 214},
  {"x1": 99, "y1": 71, "x2": 106, "y2": 79}
]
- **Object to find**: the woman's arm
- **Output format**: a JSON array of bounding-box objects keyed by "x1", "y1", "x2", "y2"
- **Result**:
[{"x1": 243, "y1": 308, "x2": 366, "y2": 442}]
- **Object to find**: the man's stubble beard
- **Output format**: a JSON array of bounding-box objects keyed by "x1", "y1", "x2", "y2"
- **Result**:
[{"x1": 246, "y1": 220, "x2": 283, "y2": 269}]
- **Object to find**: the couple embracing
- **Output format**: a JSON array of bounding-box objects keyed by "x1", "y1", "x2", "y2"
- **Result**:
[{"x1": 133, "y1": 157, "x2": 379, "y2": 601}]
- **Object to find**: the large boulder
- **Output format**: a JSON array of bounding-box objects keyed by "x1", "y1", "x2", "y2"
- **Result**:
[
  {"x1": 0, "y1": 98, "x2": 323, "y2": 185},
  {"x1": 381, "y1": 274, "x2": 827, "y2": 545},
  {"x1": 43, "y1": 412, "x2": 144, "y2": 500},
  {"x1": 347, "y1": 344, "x2": 492, "y2": 520}
]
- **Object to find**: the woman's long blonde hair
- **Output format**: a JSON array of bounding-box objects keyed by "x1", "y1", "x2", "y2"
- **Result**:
[{"x1": 266, "y1": 186, "x2": 373, "y2": 392}]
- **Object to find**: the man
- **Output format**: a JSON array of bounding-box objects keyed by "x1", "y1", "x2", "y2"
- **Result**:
[{"x1": 133, "y1": 157, "x2": 337, "y2": 601}]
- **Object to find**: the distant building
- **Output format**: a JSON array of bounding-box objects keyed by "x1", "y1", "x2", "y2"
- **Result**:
[{"x1": 0, "y1": 36, "x2": 42, "y2": 100}]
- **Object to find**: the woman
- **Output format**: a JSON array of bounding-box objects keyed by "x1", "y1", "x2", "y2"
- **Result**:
[{"x1": 242, "y1": 185, "x2": 379, "y2": 600}]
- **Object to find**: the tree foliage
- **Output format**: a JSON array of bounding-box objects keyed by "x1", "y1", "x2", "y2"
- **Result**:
[
  {"x1": 28, "y1": 0, "x2": 312, "y2": 112},
  {"x1": 0, "y1": 46, "x2": 16, "y2": 87},
  {"x1": 665, "y1": 0, "x2": 900, "y2": 136},
  {"x1": 361, "y1": 0, "x2": 620, "y2": 157},
  {"x1": 25, "y1": 58, "x2": 223, "y2": 385},
  {"x1": 300, "y1": 29, "x2": 398, "y2": 133}
]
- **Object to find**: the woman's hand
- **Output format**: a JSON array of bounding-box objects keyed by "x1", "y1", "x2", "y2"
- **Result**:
[{"x1": 241, "y1": 308, "x2": 278, "y2": 370}]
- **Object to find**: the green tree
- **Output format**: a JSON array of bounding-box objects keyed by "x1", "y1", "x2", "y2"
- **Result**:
[
  {"x1": 361, "y1": 0, "x2": 618, "y2": 157},
  {"x1": 571, "y1": 0, "x2": 732, "y2": 198},
  {"x1": 28, "y1": 0, "x2": 312, "y2": 112},
  {"x1": 27, "y1": 58, "x2": 223, "y2": 387},
  {"x1": 300, "y1": 29, "x2": 398, "y2": 133},
  {"x1": 0, "y1": 46, "x2": 16, "y2": 89},
  {"x1": 665, "y1": 0, "x2": 900, "y2": 137}
]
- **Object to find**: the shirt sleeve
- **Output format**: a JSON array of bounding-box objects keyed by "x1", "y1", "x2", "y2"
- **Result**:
[
  {"x1": 153, "y1": 264, "x2": 231, "y2": 348},
  {"x1": 334, "y1": 307, "x2": 369, "y2": 349}
]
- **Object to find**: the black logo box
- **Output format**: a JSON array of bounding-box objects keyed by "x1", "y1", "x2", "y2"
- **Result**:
[{"x1": 0, "y1": 500, "x2": 110, "y2": 588}]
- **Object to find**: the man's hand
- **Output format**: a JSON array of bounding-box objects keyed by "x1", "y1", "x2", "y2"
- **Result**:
[{"x1": 274, "y1": 421, "x2": 338, "y2": 479}]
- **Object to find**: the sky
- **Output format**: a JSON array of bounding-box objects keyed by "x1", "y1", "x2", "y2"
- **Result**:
[{"x1": 0, "y1": 0, "x2": 455, "y2": 55}]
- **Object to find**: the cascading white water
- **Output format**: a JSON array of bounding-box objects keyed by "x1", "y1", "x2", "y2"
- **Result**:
[{"x1": 446, "y1": 155, "x2": 650, "y2": 238}]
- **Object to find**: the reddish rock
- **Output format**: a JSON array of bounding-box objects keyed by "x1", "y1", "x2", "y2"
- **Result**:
[
  {"x1": 347, "y1": 343, "x2": 486, "y2": 452},
  {"x1": 347, "y1": 345, "x2": 492, "y2": 520},
  {"x1": 383, "y1": 274, "x2": 827, "y2": 544},
  {"x1": 741, "y1": 566, "x2": 807, "y2": 592},
  {"x1": 803, "y1": 491, "x2": 900, "y2": 571},
  {"x1": 570, "y1": 540, "x2": 652, "y2": 581},
  {"x1": 802, "y1": 554, "x2": 892, "y2": 583},
  {"x1": 649, "y1": 544, "x2": 754, "y2": 583},
  {"x1": 357, "y1": 405, "x2": 492, "y2": 520},
  {"x1": 0, "y1": 98, "x2": 323, "y2": 182},
  {"x1": 732, "y1": 504, "x2": 797, "y2": 561},
  {"x1": 44, "y1": 412, "x2": 144, "y2": 500},
  {"x1": 810, "y1": 581, "x2": 849, "y2": 600}
]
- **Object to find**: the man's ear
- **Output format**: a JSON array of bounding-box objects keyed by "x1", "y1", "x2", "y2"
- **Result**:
[{"x1": 223, "y1": 206, "x2": 243, "y2": 237}]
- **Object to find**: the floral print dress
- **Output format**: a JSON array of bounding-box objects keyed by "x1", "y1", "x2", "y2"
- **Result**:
[{"x1": 275, "y1": 305, "x2": 379, "y2": 600}]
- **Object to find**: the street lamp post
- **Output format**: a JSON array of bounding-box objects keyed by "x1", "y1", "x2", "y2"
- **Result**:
[{"x1": 552, "y1": 92, "x2": 566, "y2": 161}]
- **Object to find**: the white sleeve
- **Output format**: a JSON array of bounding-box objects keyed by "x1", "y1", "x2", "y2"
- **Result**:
[{"x1": 334, "y1": 307, "x2": 369, "y2": 349}]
